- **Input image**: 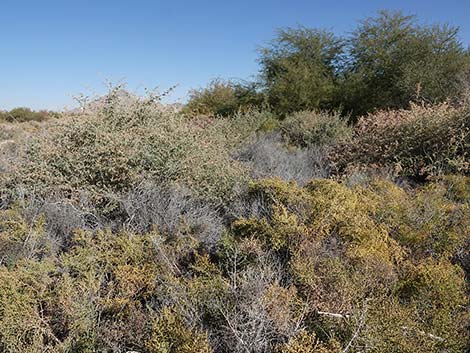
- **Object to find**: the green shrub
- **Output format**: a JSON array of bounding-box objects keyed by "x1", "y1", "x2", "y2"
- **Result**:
[
  {"x1": 0, "y1": 260, "x2": 57, "y2": 353},
  {"x1": 0, "y1": 177, "x2": 468, "y2": 352},
  {"x1": 257, "y1": 11, "x2": 470, "y2": 118},
  {"x1": 0, "y1": 207, "x2": 52, "y2": 266},
  {"x1": 184, "y1": 78, "x2": 264, "y2": 117},
  {"x1": 277, "y1": 330, "x2": 341, "y2": 353},
  {"x1": 231, "y1": 177, "x2": 468, "y2": 352},
  {"x1": 440, "y1": 174, "x2": 470, "y2": 202},
  {"x1": 341, "y1": 10, "x2": 470, "y2": 117},
  {"x1": 0, "y1": 107, "x2": 52, "y2": 123},
  {"x1": 280, "y1": 110, "x2": 351, "y2": 147},
  {"x1": 147, "y1": 307, "x2": 212, "y2": 353}
]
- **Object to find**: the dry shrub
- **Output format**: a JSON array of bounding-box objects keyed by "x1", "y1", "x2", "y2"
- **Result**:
[
  {"x1": 1, "y1": 92, "x2": 469, "y2": 353},
  {"x1": 8, "y1": 87, "x2": 270, "y2": 208},
  {"x1": 281, "y1": 110, "x2": 352, "y2": 148},
  {"x1": 121, "y1": 183, "x2": 224, "y2": 247},
  {"x1": 331, "y1": 102, "x2": 470, "y2": 178},
  {"x1": 236, "y1": 132, "x2": 329, "y2": 184},
  {"x1": 0, "y1": 177, "x2": 468, "y2": 352}
]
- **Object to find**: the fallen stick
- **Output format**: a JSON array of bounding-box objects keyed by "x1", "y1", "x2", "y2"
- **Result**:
[
  {"x1": 401, "y1": 326, "x2": 445, "y2": 342},
  {"x1": 317, "y1": 310, "x2": 351, "y2": 319}
]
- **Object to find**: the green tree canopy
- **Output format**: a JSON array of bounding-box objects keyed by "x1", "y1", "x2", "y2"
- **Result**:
[
  {"x1": 184, "y1": 78, "x2": 264, "y2": 117},
  {"x1": 341, "y1": 10, "x2": 470, "y2": 117},
  {"x1": 255, "y1": 11, "x2": 470, "y2": 119},
  {"x1": 258, "y1": 27, "x2": 344, "y2": 115}
]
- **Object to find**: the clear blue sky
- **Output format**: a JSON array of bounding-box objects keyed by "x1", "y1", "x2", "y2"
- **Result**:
[{"x1": 1, "y1": 0, "x2": 469, "y2": 110}]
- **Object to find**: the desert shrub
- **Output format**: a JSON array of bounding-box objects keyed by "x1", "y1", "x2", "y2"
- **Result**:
[
  {"x1": 280, "y1": 111, "x2": 352, "y2": 147},
  {"x1": 23, "y1": 197, "x2": 102, "y2": 243},
  {"x1": 146, "y1": 307, "x2": 212, "y2": 353},
  {"x1": 0, "y1": 139, "x2": 18, "y2": 174},
  {"x1": 0, "y1": 260, "x2": 58, "y2": 353},
  {"x1": 330, "y1": 102, "x2": 470, "y2": 178},
  {"x1": 209, "y1": 253, "x2": 290, "y2": 353},
  {"x1": 277, "y1": 330, "x2": 341, "y2": 353},
  {"x1": 235, "y1": 132, "x2": 329, "y2": 184},
  {"x1": 8, "y1": 88, "x2": 271, "y2": 208},
  {"x1": 440, "y1": 174, "x2": 470, "y2": 203},
  {"x1": 0, "y1": 121, "x2": 34, "y2": 175},
  {"x1": 365, "y1": 259, "x2": 468, "y2": 353},
  {"x1": 0, "y1": 207, "x2": 55, "y2": 266},
  {"x1": 121, "y1": 183, "x2": 224, "y2": 247},
  {"x1": 230, "y1": 177, "x2": 468, "y2": 352},
  {"x1": 184, "y1": 78, "x2": 264, "y2": 117},
  {"x1": 0, "y1": 226, "x2": 218, "y2": 352},
  {"x1": 257, "y1": 11, "x2": 470, "y2": 118},
  {"x1": 0, "y1": 177, "x2": 468, "y2": 352},
  {"x1": 0, "y1": 107, "x2": 52, "y2": 123}
]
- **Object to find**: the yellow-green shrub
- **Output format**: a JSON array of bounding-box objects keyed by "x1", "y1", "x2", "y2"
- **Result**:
[
  {"x1": 0, "y1": 175, "x2": 468, "y2": 352},
  {"x1": 277, "y1": 330, "x2": 341, "y2": 353},
  {"x1": 146, "y1": 307, "x2": 212, "y2": 353},
  {"x1": 281, "y1": 110, "x2": 351, "y2": 147},
  {"x1": 0, "y1": 260, "x2": 57, "y2": 353},
  {"x1": 0, "y1": 208, "x2": 52, "y2": 266},
  {"x1": 230, "y1": 177, "x2": 468, "y2": 351}
]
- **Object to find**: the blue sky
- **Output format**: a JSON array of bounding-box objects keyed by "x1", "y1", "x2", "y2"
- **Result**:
[{"x1": 1, "y1": 0, "x2": 469, "y2": 110}]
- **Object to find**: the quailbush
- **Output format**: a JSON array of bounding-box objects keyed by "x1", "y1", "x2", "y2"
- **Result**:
[
  {"x1": 6, "y1": 88, "x2": 272, "y2": 208},
  {"x1": 280, "y1": 110, "x2": 352, "y2": 147},
  {"x1": 330, "y1": 102, "x2": 470, "y2": 178}
]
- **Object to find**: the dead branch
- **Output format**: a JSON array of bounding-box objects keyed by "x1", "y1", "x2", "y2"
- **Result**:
[{"x1": 401, "y1": 326, "x2": 445, "y2": 342}]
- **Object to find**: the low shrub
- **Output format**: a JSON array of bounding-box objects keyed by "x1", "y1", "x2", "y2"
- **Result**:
[
  {"x1": 231, "y1": 177, "x2": 468, "y2": 352},
  {"x1": 330, "y1": 102, "x2": 470, "y2": 178},
  {"x1": 7, "y1": 88, "x2": 272, "y2": 208},
  {"x1": 0, "y1": 107, "x2": 53, "y2": 123},
  {"x1": 281, "y1": 111, "x2": 352, "y2": 147},
  {"x1": 184, "y1": 78, "x2": 265, "y2": 117},
  {"x1": 147, "y1": 307, "x2": 212, "y2": 353},
  {"x1": 236, "y1": 132, "x2": 329, "y2": 184},
  {"x1": 121, "y1": 183, "x2": 224, "y2": 247},
  {"x1": 0, "y1": 177, "x2": 468, "y2": 352}
]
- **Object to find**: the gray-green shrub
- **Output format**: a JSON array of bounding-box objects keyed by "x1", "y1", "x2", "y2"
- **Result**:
[
  {"x1": 280, "y1": 110, "x2": 352, "y2": 147},
  {"x1": 7, "y1": 88, "x2": 270, "y2": 208}
]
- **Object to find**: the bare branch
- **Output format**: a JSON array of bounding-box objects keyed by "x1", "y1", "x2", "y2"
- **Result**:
[{"x1": 401, "y1": 326, "x2": 445, "y2": 342}]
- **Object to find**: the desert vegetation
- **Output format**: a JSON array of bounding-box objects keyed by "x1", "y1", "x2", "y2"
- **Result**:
[
  {"x1": 189, "y1": 11, "x2": 470, "y2": 119},
  {"x1": 0, "y1": 9, "x2": 469, "y2": 353},
  {"x1": 0, "y1": 107, "x2": 56, "y2": 123}
]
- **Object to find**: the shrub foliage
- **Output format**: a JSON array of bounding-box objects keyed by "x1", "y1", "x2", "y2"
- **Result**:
[
  {"x1": 0, "y1": 175, "x2": 468, "y2": 352},
  {"x1": 330, "y1": 102, "x2": 470, "y2": 178}
]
